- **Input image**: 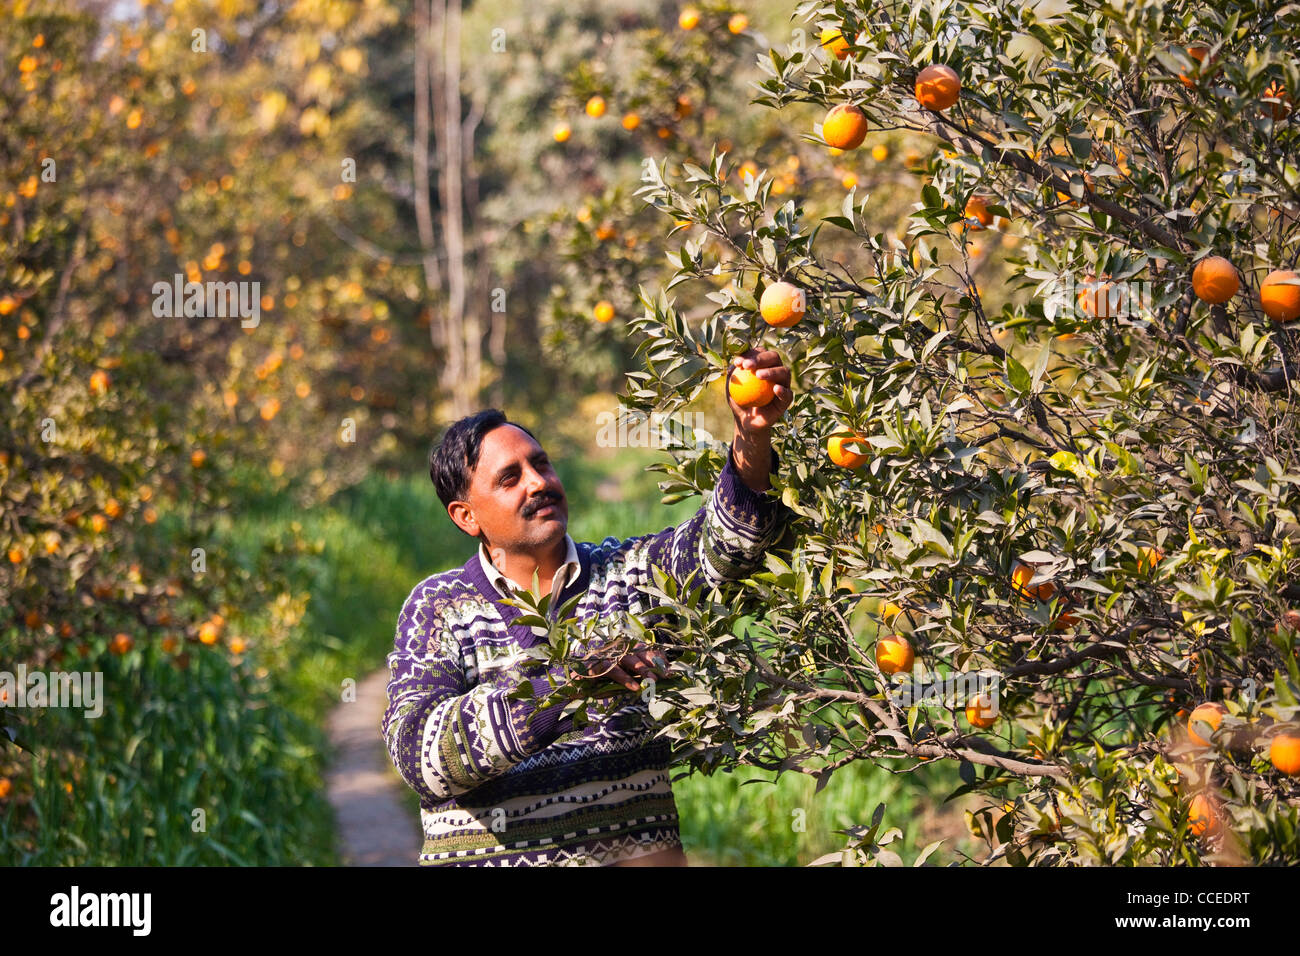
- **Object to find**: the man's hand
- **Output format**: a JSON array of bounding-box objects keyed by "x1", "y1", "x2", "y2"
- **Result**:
[
  {"x1": 727, "y1": 348, "x2": 793, "y2": 433},
  {"x1": 727, "y1": 348, "x2": 791, "y2": 492},
  {"x1": 568, "y1": 643, "x2": 670, "y2": 696}
]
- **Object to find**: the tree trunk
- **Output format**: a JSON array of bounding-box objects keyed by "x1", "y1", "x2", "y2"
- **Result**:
[
  {"x1": 412, "y1": 0, "x2": 442, "y2": 332},
  {"x1": 435, "y1": 0, "x2": 470, "y2": 417}
]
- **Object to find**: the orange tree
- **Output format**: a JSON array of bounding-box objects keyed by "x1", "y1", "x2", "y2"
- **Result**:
[{"x1": 557, "y1": 0, "x2": 1300, "y2": 865}]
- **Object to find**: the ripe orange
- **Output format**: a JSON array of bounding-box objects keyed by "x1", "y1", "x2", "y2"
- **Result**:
[
  {"x1": 199, "y1": 621, "x2": 220, "y2": 645},
  {"x1": 1138, "y1": 546, "x2": 1165, "y2": 573},
  {"x1": 728, "y1": 13, "x2": 748, "y2": 34},
  {"x1": 24, "y1": 610, "x2": 42, "y2": 629},
  {"x1": 819, "y1": 28, "x2": 851, "y2": 60},
  {"x1": 760, "y1": 281, "x2": 806, "y2": 327},
  {"x1": 585, "y1": 95, "x2": 606, "y2": 118},
  {"x1": 553, "y1": 122, "x2": 571, "y2": 143},
  {"x1": 822, "y1": 104, "x2": 869, "y2": 150},
  {"x1": 963, "y1": 195, "x2": 993, "y2": 230},
  {"x1": 728, "y1": 368, "x2": 775, "y2": 408},
  {"x1": 593, "y1": 300, "x2": 614, "y2": 323},
  {"x1": 89, "y1": 370, "x2": 110, "y2": 395},
  {"x1": 1261, "y1": 270, "x2": 1300, "y2": 322},
  {"x1": 965, "y1": 694, "x2": 998, "y2": 729},
  {"x1": 871, "y1": 143, "x2": 889, "y2": 161},
  {"x1": 1270, "y1": 734, "x2": 1300, "y2": 775},
  {"x1": 229, "y1": 635, "x2": 248, "y2": 655},
  {"x1": 875, "y1": 635, "x2": 914, "y2": 675},
  {"x1": 1191, "y1": 256, "x2": 1238, "y2": 304},
  {"x1": 191, "y1": 449, "x2": 207, "y2": 468},
  {"x1": 104, "y1": 498, "x2": 123, "y2": 519},
  {"x1": 1187, "y1": 702, "x2": 1227, "y2": 747},
  {"x1": 0, "y1": 778, "x2": 10, "y2": 799},
  {"x1": 621, "y1": 112, "x2": 640, "y2": 131},
  {"x1": 678, "y1": 6, "x2": 699, "y2": 30},
  {"x1": 1011, "y1": 562, "x2": 1055, "y2": 601},
  {"x1": 1077, "y1": 274, "x2": 1118, "y2": 318},
  {"x1": 161, "y1": 635, "x2": 178, "y2": 654},
  {"x1": 915, "y1": 64, "x2": 960, "y2": 111},
  {"x1": 827, "y1": 433, "x2": 869, "y2": 469},
  {"x1": 110, "y1": 633, "x2": 134, "y2": 654},
  {"x1": 91, "y1": 514, "x2": 107, "y2": 533},
  {"x1": 1263, "y1": 80, "x2": 1291, "y2": 120},
  {"x1": 1187, "y1": 792, "x2": 1221, "y2": 838},
  {"x1": 1178, "y1": 44, "x2": 1212, "y2": 87}
]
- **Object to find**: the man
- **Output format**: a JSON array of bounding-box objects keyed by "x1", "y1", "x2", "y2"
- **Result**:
[{"x1": 382, "y1": 349, "x2": 793, "y2": 866}]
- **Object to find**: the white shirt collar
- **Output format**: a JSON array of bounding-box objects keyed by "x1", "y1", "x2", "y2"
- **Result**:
[{"x1": 477, "y1": 534, "x2": 581, "y2": 601}]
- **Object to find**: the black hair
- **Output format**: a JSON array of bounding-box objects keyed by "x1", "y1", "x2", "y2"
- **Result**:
[{"x1": 429, "y1": 409, "x2": 537, "y2": 511}]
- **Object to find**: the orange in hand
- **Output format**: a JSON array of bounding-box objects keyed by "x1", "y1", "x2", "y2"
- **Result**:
[{"x1": 728, "y1": 368, "x2": 775, "y2": 408}]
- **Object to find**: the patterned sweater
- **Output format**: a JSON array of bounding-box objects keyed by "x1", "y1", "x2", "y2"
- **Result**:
[{"x1": 381, "y1": 446, "x2": 790, "y2": 866}]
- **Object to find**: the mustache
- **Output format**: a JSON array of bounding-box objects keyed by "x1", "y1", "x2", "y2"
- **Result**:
[{"x1": 521, "y1": 491, "x2": 563, "y2": 517}]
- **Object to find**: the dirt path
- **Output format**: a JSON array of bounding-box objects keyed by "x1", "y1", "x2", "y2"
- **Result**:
[{"x1": 325, "y1": 668, "x2": 421, "y2": 866}]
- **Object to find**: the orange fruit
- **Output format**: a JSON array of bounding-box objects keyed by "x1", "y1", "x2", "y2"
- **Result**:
[
  {"x1": 871, "y1": 143, "x2": 889, "y2": 162},
  {"x1": 1263, "y1": 80, "x2": 1291, "y2": 120},
  {"x1": 110, "y1": 633, "x2": 133, "y2": 654},
  {"x1": 595, "y1": 222, "x2": 615, "y2": 241},
  {"x1": 678, "y1": 6, "x2": 699, "y2": 30},
  {"x1": 553, "y1": 122, "x2": 571, "y2": 143},
  {"x1": 0, "y1": 778, "x2": 10, "y2": 799},
  {"x1": 827, "y1": 433, "x2": 869, "y2": 469},
  {"x1": 1178, "y1": 44, "x2": 1211, "y2": 87},
  {"x1": 878, "y1": 601, "x2": 904, "y2": 623},
  {"x1": 593, "y1": 300, "x2": 615, "y2": 323},
  {"x1": 1187, "y1": 702, "x2": 1226, "y2": 747},
  {"x1": 621, "y1": 112, "x2": 640, "y2": 131},
  {"x1": 875, "y1": 635, "x2": 914, "y2": 675},
  {"x1": 819, "y1": 28, "x2": 851, "y2": 60},
  {"x1": 760, "y1": 281, "x2": 806, "y2": 327},
  {"x1": 1051, "y1": 604, "x2": 1079, "y2": 631},
  {"x1": 89, "y1": 370, "x2": 110, "y2": 395},
  {"x1": 966, "y1": 694, "x2": 998, "y2": 729},
  {"x1": 585, "y1": 95, "x2": 606, "y2": 118},
  {"x1": 822, "y1": 104, "x2": 869, "y2": 150},
  {"x1": 728, "y1": 13, "x2": 748, "y2": 34},
  {"x1": 91, "y1": 514, "x2": 108, "y2": 533},
  {"x1": 1138, "y1": 546, "x2": 1165, "y2": 573},
  {"x1": 104, "y1": 498, "x2": 123, "y2": 519},
  {"x1": 1261, "y1": 270, "x2": 1300, "y2": 322},
  {"x1": 229, "y1": 635, "x2": 248, "y2": 655},
  {"x1": 24, "y1": 610, "x2": 42, "y2": 629},
  {"x1": 1269, "y1": 734, "x2": 1300, "y2": 775},
  {"x1": 1077, "y1": 274, "x2": 1118, "y2": 318},
  {"x1": 161, "y1": 635, "x2": 178, "y2": 654},
  {"x1": 199, "y1": 621, "x2": 220, "y2": 645},
  {"x1": 191, "y1": 449, "x2": 207, "y2": 468},
  {"x1": 915, "y1": 64, "x2": 961, "y2": 111},
  {"x1": 728, "y1": 368, "x2": 775, "y2": 408},
  {"x1": 1188, "y1": 793, "x2": 1221, "y2": 838},
  {"x1": 1011, "y1": 562, "x2": 1055, "y2": 601},
  {"x1": 5, "y1": 547, "x2": 20, "y2": 565},
  {"x1": 1191, "y1": 256, "x2": 1239, "y2": 304},
  {"x1": 963, "y1": 195, "x2": 993, "y2": 230}
]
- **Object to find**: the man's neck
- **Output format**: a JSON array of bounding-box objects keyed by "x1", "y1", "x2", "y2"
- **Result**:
[{"x1": 485, "y1": 535, "x2": 567, "y2": 597}]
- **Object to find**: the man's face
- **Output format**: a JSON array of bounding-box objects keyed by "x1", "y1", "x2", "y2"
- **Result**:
[{"x1": 456, "y1": 424, "x2": 568, "y2": 553}]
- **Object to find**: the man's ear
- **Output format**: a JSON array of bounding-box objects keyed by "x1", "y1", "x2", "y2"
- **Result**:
[{"x1": 447, "y1": 500, "x2": 480, "y2": 538}]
